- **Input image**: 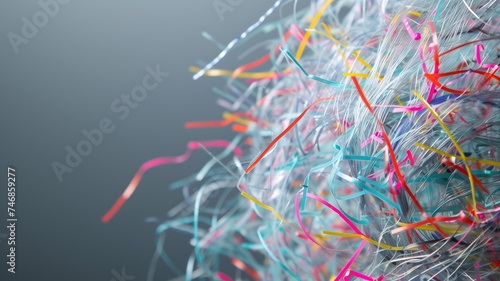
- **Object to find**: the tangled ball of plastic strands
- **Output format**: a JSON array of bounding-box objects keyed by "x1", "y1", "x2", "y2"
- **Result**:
[{"x1": 102, "y1": 0, "x2": 500, "y2": 280}]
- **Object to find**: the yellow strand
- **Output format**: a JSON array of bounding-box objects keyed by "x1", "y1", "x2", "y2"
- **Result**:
[
  {"x1": 415, "y1": 142, "x2": 500, "y2": 167},
  {"x1": 396, "y1": 221, "x2": 465, "y2": 233},
  {"x1": 223, "y1": 112, "x2": 252, "y2": 126},
  {"x1": 189, "y1": 66, "x2": 278, "y2": 79},
  {"x1": 321, "y1": 230, "x2": 417, "y2": 251},
  {"x1": 391, "y1": 10, "x2": 422, "y2": 24},
  {"x1": 241, "y1": 192, "x2": 288, "y2": 223},
  {"x1": 295, "y1": 0, "x2": 336, "y2": 61},
  {"x1": 412, "y1": 90, "x2": 479, "y2": 220}
]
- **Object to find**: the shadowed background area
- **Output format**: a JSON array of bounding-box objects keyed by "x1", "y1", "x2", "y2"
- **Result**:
[{"x1": 0, "y1": 0, "x2": 306, "y2": 280}]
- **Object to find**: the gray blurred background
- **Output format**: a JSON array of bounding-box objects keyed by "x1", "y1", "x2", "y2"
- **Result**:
[{"x1": 0, "y1": 1, "x2": 307, "y2": 280}]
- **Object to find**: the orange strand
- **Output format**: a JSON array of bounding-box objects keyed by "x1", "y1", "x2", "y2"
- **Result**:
[
  {"x1": 230, "y1": 258, "x2": 261, "y2": 280},
  {"x1": 231, "y1": 28, "x2": 293, "y2": 78},
  {"x1": 185, "y1": 112, "x2": 256, "y2": 129},
  {"x1": 350, "y1": 76, "x2": 448, "y2": 237},
  {"x1": 245, "y1": 97, "x2": 335, "y2": 173}
]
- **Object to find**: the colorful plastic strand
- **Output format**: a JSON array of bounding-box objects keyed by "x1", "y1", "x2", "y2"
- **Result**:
[
  {"x1": 103, "y1": 1, "x2": 500, "y2": 280},
  {"x1": 102, "y1": 140, "x2": 241, "y2": 223}
]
